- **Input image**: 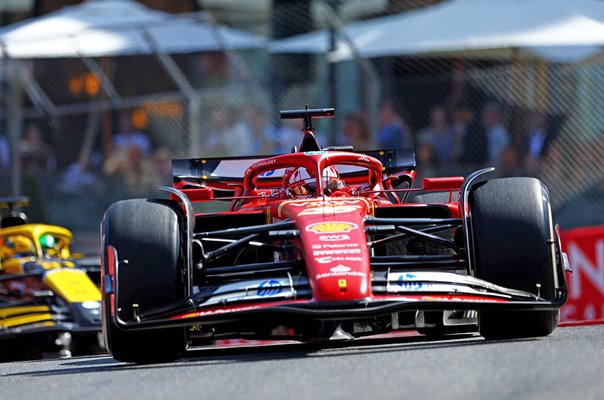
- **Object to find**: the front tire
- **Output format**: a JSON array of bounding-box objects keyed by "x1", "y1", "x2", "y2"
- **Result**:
[
  {"x1": 102, "y1": 199, "x2": 187, "y2": 363},
  {"x1": 470, "y1": 177, "x2": 560, "y2": 340}
]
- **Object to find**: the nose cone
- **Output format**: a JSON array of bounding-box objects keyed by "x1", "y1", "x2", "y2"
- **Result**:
[
  {"x1": 280, "y1": 198, "x2": 372, "y2": 302},
  {"x1": 312, "y1": 261, "x2": 370, "y2": 301}
]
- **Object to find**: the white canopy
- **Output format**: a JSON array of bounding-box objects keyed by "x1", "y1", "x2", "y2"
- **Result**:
[
  {"x1": 0, "y1": 0, "x2": 266, "y2": 58},
  {"x1": 271, "y1": 0, "x2": 604, "y2": 62}
]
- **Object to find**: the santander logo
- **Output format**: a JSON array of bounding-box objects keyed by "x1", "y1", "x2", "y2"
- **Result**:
[
  {"x1": 330, "y1": 264, "x2": 351, "y2": 273},
  {"x1": 315, "y1": 264, "x2": 366, "y2": 280}
]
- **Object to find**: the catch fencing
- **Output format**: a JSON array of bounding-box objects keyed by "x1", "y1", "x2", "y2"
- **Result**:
[{"x1": 0, "y1": 0, "x2": 602, "y2": 234}]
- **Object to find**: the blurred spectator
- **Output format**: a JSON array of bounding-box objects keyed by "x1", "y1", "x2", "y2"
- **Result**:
[
  {"x1": 0, "y1": 133, "x2": 10, "y2": 180},
  {"x1": 113, "y1": 111, "x2": 152, "y2": 155},
  {"x1": 274, "y1": 119, "x2": 301, "y2": 154},
  {"x1": 459, "y1": 106, "x2": 487, "y2": 167},
  {"x1": 378, "y1": 99, "x2": 413, "y2": 150},
  {"x1": 337, "y1": 112, "x2": 371, "y2": 150},
  {"x1": 20, "y1": 123, "x2": 56, "y2": 173},
  {"x1": 524, "y1": 110, "x2": 553, "y2": 174},
  {"x1": 241, "y1": 103, "x2": 279, "y2": 155},
  {"x1": 18, "y1": 123, "x2": 56, "y2": 222},
  {"x1": 205, "y1": 106, "x2": 255, "y2": 157},
  {"x1": 149, "y1": 147, "x2": 174, "y2": 187},
  {"x1": 450, "y1": 101, "x2": 475, "y2": 163},
  {"x1": 103, "y1": 146, "x2": 153, "y2": 197},
  {"x1": 416, "y1": 104, "x2": 455, "y2": 166},
  {"x1": 481, "y1": 101, "x2": 511, "y2": 166},
  {"x1": 54, "y1": 151, "x2": 107, "y2": 229},
  {"x1": 59, "y1": 152, "x2": 104, "y2": 196},
  {"x1": 497, "y1": 147, "x2": 523, "y2": 177},
  {"x1": 414, "y1": 134, "x2": 438, "y2": 186}
]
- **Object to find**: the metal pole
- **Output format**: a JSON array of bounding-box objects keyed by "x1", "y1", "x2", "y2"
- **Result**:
[
  {"x1": 0, "y1": 42, "x2": 56, "y2": 116},
  {"x1": 328, "y1": 24, "x2": 337, "y2": 143},
  {"x1": 6, "y1": 62, "x2": 22, "y2": 196},
  {"x1": 139, "y1": 27, "x2": 201, "y2": 157},
  {"x1": 318, "y1": 1, "x2": 381, "y2": 148}
]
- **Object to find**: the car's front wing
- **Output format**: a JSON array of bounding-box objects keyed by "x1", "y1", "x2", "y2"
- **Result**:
[{"x1": 107, "y1": 270, "x2": 567, "y2": 331}]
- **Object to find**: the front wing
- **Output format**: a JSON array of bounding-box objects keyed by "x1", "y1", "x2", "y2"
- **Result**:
[{"x1": 106, "y1": 266, "x2": 567, "y2": 331}]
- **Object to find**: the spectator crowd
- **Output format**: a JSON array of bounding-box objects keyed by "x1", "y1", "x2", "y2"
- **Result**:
[{"x1": 0, "y1": 97, "x2": 561, "y2": 228}]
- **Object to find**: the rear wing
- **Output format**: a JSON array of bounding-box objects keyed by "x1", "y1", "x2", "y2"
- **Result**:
[{"x1": 172, "y1": 148, "x2": 416, "y2": 190}]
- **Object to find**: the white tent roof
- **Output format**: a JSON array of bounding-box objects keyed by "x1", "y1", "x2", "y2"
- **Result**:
[
  {"x1": 0, "y1": 0, "x2": 266, "y2": 58},
  {"x1": 271, "y1": 0, "x2": 604, "y2": 62}
]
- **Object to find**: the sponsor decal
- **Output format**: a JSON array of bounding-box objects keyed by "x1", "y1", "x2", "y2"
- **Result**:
[
  {"x1": 260, "y1": 170, "x2": 277, "y2": 177},
  {"x1": 278, "y1": 199, "x2": 369, "y2": 218},
  {"x1": 319, "y1": 234, "x2": 351, "y2": 241},
  {"x1": 250, "y1": 158, "x2": 276, "y2": 169},
  {"x1": 560, "y1": 228, "x2": 604, "y2": 323},
  {"x1": 315, "y1": 264, "x2": 367, "y2": 280},
  {"x1": 257, "y1": 280, "x2": 283, "y2": 297},
  {"x1": 396, "y1": 273, "x2": 432, "y2": 290},
  {"x1": 298, "y1": 205, "x2": 362, "y2": 216},
  {"x1": 298, "y1": 205, "x2": 362, "y2": 215},
  {"x1": 314, "y1": 256, "x2": 362, "y2": 264},
  {"x1": 338, "y1": 279, "x2": 347, "y2": 289},
  {"x1": 358, "y1": 156, "x2": 371, "y2": 163},
  {"x1": 397, "y1": 273, "x2": 424, "y2": 290},
  {"x1": 420, "y1": 295, "x2": 507, "y2": 303},
  {"x1": 313, "y1": 249, "x2": 361, "y2": 256},
  {"x1": 305, "y1": 221, "x2": 359, "y2": 234},
  {"x1": 319, "y1": 243, "x2": 359, "y2": 249},
  {"x1": 304, "y1": 151, "x2": 326, "y2": 155},
  {"x1": 288, "y1": 199, "x2": 368, "y2": 208}
]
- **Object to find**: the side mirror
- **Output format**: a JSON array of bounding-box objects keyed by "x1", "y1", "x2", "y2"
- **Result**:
[
  {"x1": 422, "y1": 177, "x2": 464, "y2": 191},
  {"x1": 187, "y1": 187, "x2": 214, "y2": 201}
]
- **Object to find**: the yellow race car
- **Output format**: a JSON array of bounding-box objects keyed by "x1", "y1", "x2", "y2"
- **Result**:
[{"x1": 0, "y1": 197, "x2": 102, "y2": 360}]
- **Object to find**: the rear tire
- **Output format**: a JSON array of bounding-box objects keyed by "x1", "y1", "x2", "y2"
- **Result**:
[
  {"x1": 470, "y1": 178, "x2": 559, "y2": 340},
  {"x1": 102, "y1": 199, "x2": 187, "y2": 363}
]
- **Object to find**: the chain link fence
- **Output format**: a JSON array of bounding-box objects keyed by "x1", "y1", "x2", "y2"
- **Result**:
[{"x1": 0, "y1": 0, "x2": 603, "y2": 236}]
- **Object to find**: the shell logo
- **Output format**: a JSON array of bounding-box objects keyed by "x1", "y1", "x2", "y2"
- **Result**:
[{"x1": 305, "y1": 221, "x2": 359, "y2": 233}]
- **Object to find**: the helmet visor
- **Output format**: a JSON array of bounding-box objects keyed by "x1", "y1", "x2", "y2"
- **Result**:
[{"x1": 291, "y1": 180, "x2": 316, "y2": 196}]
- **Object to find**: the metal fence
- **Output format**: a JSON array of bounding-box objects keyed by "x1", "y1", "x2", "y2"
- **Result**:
[{"x1": 1, "y1": 0, "x2": 603, "y2": 235}]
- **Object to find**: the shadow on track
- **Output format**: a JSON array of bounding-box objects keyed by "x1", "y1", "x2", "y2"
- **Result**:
[
  {"x1": 5, "y1": 330, "x2": 561, "y2": 379},
  {"x1": 1, "y1": 332, "x2": 506, "y2": 378}
]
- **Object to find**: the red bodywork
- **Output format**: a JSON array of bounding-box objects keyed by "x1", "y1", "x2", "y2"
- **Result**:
[
  {"x1": 99, "y1": 108, "x2": 569, "y2": 363},
  {"x1": 169, "y1": 149, "x2": 467, "y2": 309}
]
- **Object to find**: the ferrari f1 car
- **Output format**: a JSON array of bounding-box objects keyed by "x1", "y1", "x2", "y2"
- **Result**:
[
  {"x1": 0, "y1": 197, "x2": 102, "y2": 359},
  {"x1": 101, "y1": 107, "x2": 569, "y2": 363}
]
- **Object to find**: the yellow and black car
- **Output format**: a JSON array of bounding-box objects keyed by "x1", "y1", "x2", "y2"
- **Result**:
[{"x1": 0, "y1": 197, "x2": 102, "y2": 360}]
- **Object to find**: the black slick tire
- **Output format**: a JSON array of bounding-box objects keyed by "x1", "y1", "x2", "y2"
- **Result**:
[
  {"x1": 102, "y1": 199, "x2": 187, "y2": 363},
  {"x1": 470, "y1": 177, "x2": 559, "y2": 340}
]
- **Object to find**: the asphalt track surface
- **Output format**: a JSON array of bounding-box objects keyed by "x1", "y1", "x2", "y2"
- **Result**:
[{"x1": 2, "y1": 324, "x2": 603, "y2": 400}]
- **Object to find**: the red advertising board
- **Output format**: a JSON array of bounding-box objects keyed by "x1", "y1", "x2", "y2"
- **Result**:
[{"x1": 560, "y1": 225, "x2": 604, "y2": 324}]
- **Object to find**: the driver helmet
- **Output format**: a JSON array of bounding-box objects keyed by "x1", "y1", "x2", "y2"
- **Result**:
[
  {"x1": 39, "y1": 233, "x2": 60, "y2": 256},
  {"x1": 285, "y1": 166, "x2": 344, "y2": 197}
]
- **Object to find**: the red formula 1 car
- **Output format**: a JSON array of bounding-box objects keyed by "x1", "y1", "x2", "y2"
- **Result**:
[{"x1": 101, "y1": 107, "x2": 569, "y2": 363}]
